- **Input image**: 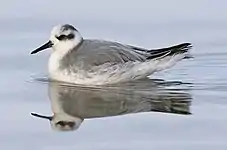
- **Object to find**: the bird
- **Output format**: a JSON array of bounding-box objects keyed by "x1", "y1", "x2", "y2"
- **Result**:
[{"x1": 31, "y1": 24, "x2": 192, "y2": 85}]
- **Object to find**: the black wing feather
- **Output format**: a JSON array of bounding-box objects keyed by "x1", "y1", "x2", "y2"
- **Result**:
[{"x1": 129, "y1": 43, "x2": 192, "y2": 60}]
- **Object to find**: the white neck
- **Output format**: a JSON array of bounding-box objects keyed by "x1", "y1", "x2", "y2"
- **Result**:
[{"x1": 48, "y1": 33, "x2": 83, "y2": 76}]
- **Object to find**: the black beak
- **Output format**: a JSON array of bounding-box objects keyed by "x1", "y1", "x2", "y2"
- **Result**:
[
  {"x1": 31, "y1": 41, "x2": 53, "y2": 54},
  {"x1": 31, "y1": 113, "x2": 53, "y2": 121}
]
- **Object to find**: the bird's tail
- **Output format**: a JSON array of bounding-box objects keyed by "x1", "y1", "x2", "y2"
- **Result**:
[{"x1": 146, "y1": 43, "x2": 193, "y2": 60}]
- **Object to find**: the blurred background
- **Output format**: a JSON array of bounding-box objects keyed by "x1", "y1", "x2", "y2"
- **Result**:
[{"x1": 0, "y1": 0, "x2": 227, "y2": 150}]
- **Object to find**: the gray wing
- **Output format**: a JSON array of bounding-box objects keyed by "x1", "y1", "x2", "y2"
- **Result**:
[
  {"x1": 80, "y1": 40, "x2": 148, "y2": 62},
  {"x1": 62, "y1": 40, "x2": 148, "y2": 69},
  {"x1": 62, "y1": 39, "x2": 192, "y2": 70}
]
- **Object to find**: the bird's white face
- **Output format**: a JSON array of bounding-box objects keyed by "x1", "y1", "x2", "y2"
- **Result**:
[
  {"x1": 31, "y1": 113, "x2": 83, "y2": 132},
  {"x1": 50, "y1": 25, "x2": 83, "y2": 52},
  {"x1": 31, "y1": 24, "x2": 83, "y2": 54},
  {"x1": 50, "y1": 116, "x2": 83, "y2": 131}
]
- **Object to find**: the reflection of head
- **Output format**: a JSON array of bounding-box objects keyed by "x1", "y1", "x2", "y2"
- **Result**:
[{"x1": 31, "y1": 113, "x2": 83, "y2": 131}]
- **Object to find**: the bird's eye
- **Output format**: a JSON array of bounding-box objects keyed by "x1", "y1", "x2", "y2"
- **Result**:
[
  {"x1": 56, "y1": 121, "x2": 75, "y2": 127},
  {"x1": 56, "y1": 121, "x2": 65, "y2": 126},
  {"x1": 67, "y1": 34, "x2": 75, "y2": 39},
  {"x1": 67, "y1": 122, "x2": 75, "y2": 127},
  {"x1": 56, "y1": 34, "x2": 75, "y2": 41},
  {"x1": 56, "y1": 35, "x2": 67, "y2": 40}
]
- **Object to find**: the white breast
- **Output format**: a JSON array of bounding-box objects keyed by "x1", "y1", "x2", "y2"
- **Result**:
[
  {"x1": 48, "y1": 51, "x2": 68, "y2": 81},
  {"x1": 48, "y1": 52, "x2": 60, "y2": 73}
]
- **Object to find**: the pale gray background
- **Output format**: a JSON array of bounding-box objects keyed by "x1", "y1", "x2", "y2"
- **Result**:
[{"x1": 0, "y1": 0, "x2": 227, "y2": 150}]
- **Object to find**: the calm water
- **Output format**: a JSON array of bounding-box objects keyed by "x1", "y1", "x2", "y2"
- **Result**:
[{"x1": 1, "y1": 2, "x2": 227, "y2": 149}]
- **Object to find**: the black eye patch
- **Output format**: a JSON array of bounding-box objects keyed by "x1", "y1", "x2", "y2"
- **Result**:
[
  {"x1": 67, "y1": 34, "x2": 75, "y2": 39},
  {"x1": 56, "y1": 34, "x2": 75, "y2": 41},
  {"x1": 56, "y1": 121, "x2": 75, "y2": 127}
]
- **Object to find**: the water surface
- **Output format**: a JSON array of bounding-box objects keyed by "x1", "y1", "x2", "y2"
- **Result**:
[{"x1": 1, "y1": 1, "x2": 227, "y2": 149}]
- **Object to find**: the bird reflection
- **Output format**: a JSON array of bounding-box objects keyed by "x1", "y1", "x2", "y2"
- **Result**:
[{"x1": 31, "y1": 79, "x2": 192, "y2": 131}]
